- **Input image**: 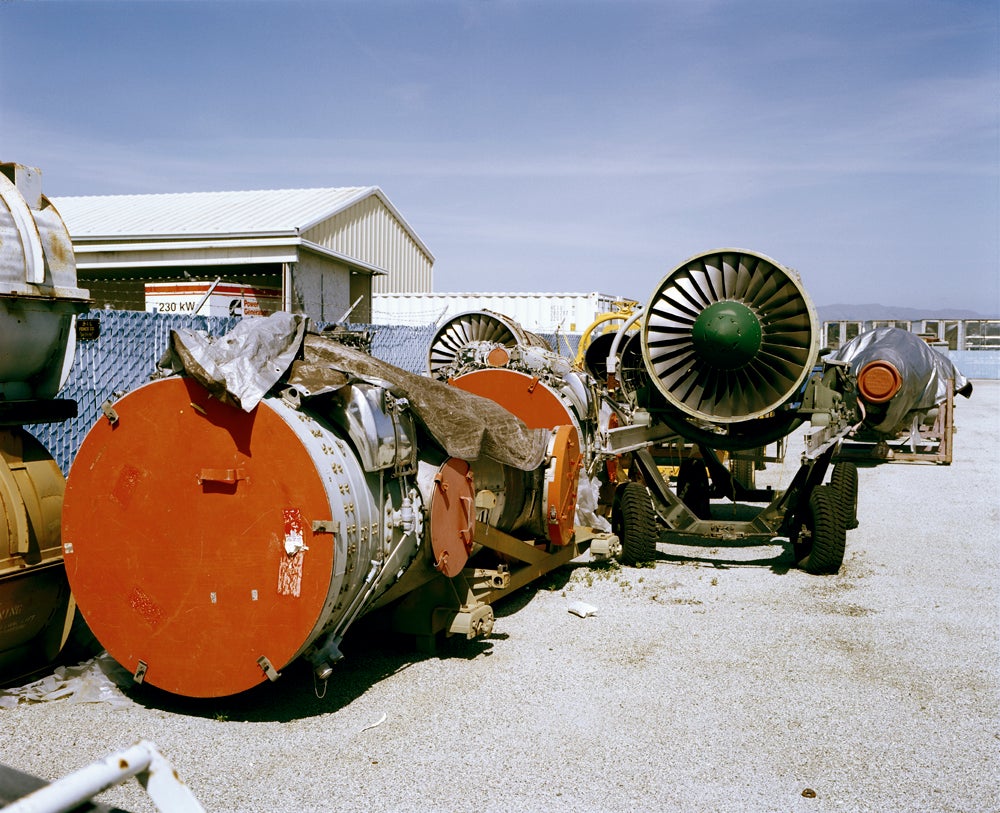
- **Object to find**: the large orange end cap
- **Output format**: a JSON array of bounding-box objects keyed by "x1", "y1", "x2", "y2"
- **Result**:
[
  {"x1": 62, "y1": 378, "x2": 336, "y2": 698},
  {"x1": 857, "y1": 360, "x2": 903, "y2": 403},
  {"x1": 544, "y1": 425, "x2": 581, "y2": 547},
  {"x1": 450, "y1": 368, "x2": 574, "y2": 430},
  {"x1": 429, "y1": 458, "x2": 476, "y2": 577}
]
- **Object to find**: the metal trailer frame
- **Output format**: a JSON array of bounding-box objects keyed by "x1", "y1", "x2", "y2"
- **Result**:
[
  {"x1": 835, "y1": 379, "x2": 956, "y2": 465},
  {"x1": 594, "y1": 359, "x2": 864, "y2": 575},
  {"x1": 369, "y1": 523, "x2": 619, "y2": 649},
  {"x1": 605, "y1": 426, "x2": 857, "y2": 574}
]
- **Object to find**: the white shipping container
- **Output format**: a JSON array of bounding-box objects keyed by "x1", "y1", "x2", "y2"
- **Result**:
[{"x1": 371, "y1": 292, "x2": 637, "y2": 333}]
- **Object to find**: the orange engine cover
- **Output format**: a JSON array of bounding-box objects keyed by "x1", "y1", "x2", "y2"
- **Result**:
[
  {"x1": 62, "y1": 377, "x2": 376, "y2": 698},
  {"x1": 450, "y1": 368, "x2": 576, "y2": 431},
  {"x1": 429, "y1": 458, "x2": 476, "y2": 577}
]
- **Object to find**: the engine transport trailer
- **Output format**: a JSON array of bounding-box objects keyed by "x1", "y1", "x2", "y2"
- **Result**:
[
  {"x1": 426, "y1": 248, "x2": 970, "y2": 575},
  {"x1": 58, "y1": 314, "x2": 620, "y2": 700},
  {"x1": 28, "y1": 248, "x2": 969, "y2": 706}
]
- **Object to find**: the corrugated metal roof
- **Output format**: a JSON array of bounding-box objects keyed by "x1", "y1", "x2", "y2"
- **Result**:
[{"x1": 51, "y1": 186, "x2": 377, "y2": 238}]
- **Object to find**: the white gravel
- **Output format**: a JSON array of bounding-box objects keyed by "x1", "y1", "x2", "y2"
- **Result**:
[{"x1": 1, "y1": 381, "x2": 997, "y2": 813}]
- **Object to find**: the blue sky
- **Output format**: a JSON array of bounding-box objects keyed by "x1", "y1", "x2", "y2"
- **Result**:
[{"x1": 2, "y1": 0, "x2": 997, "y2": 314}]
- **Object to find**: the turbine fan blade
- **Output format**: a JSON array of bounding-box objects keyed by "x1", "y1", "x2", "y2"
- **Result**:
[
  {"x1": 427, "y1": 310, "x2": 550, "y2": 375},
  {"x1": 641, "y1": 248, "x2": 819, "y2": 423}
]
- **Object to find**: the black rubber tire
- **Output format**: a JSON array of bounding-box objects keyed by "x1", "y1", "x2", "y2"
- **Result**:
[
  {"x1": 731, "y1": 457, "x2": 756, "y2": 490},
  {"x1": 677, "y1": 458, "x2": 711, "y2": 519},
  {"x1": 830, "y1": 462, "x2": 859, "y2": 530},
  {"x1": 792, "y1": 485, "x2": 847, "y2": 575},
  {"x1": 614, "y1": 482, "x2": 657, "y2": 566}
]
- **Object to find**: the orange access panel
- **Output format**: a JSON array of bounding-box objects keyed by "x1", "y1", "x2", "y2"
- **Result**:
[{"x1": 62, "y1": 377, "x2": 336, "y2": 698}]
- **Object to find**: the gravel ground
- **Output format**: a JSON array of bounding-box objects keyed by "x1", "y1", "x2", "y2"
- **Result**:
[{"x1": 1, "y1": 380, "x2": 997, "y2": 813}]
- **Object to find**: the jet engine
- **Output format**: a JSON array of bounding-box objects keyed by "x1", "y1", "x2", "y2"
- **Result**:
[
  {"x1": 828, "y1": 326, "x2": 972, "y2": 463},
  {"x1": 633, "y1": 248, "x2": 821, "y2": 450},
  {"x1": 429, "y1": 250, "x2": 868, "y2": 575},
  {"x1": 60, "y1": 324, "x2": 606, "y2": 698},
  {"x1": 0, "y1": 163, "x2": 90, "y2": 684},
  {"x1": 428, "y1": 310, "x2": 596, "y2": 440},
  {"x1": 427, "y1": 310, "x2": 614, "y2": 534}
]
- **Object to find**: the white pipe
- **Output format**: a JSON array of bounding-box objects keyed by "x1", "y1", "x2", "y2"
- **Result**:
[
  {"x1": 605, "y1": 308, "x2": 644, "y2": 376},
  {"x1": 338, "y1": 295, "x2": 364, "y2": 323},
  {"x1": 192, "y1": 277, "x2": 222, "y2": 316},
  {"x1": 5, "y1": 741, "x2": 204, "y2": 813},
  {"x1": 283, "y1": 262, "x2": 293, "y2": 313}
]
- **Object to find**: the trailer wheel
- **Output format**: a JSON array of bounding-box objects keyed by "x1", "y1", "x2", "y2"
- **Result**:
[
  {"x1": 731, "y1": 457, "x2": 756, "y2": 490},
  {"x1": 830, "y1": 462, "x2": 859, "y2": 530},
  {"x1": 613, "y1": 482, "x2": 657, "y2": 566},
  {"x1": 677, "y1": 458, "x2": 711, "y2": 519},
  {"x1": 792, "y1": 485, "x2": 846, "y2": 575}
]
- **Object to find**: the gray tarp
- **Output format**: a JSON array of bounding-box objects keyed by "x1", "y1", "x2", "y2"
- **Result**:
[
  {"x1": 160, "y1": 314, "x2": 550, "y2": 470},
  {"x1": 830, "y1": 327, "x2": 972, "y2": 436},
  {"x1": 289, "y1": 334, "x2": 551, "y2": 469},
  {"x1": 158, "y1": 311, "x2": 308, "y2": 411}
]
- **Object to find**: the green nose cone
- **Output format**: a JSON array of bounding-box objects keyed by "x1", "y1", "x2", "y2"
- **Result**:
[{"x1": 691, "y1": 301, "x2": 762, "y2": 369}]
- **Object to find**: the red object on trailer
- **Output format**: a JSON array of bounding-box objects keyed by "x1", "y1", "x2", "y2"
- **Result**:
[
  {"x1": 429, "y1": 458, "x2": 476, "y2": 577},
  {"x1": 543, "y1": 424, "x2": 581, "y2": 547},
  {"x1": 448, "y1": 367, "x2": 584, "y2": 548}
]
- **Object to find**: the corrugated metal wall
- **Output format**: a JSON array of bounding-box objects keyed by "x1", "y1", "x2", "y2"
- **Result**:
[
  {"x1": 304, "y1": 195, "x2": 433, "y2": 294},
  {"x1": 372, "y1": 292, "x2": 630, "y2": 333}
]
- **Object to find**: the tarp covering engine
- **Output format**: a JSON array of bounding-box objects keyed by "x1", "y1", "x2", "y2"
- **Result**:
[
  {"x1": 829, "y1": 326, "x2": 972, "y2": 436},
  {"x1": 65, "y1": 311, "x2": 594, "y2": 698},
  {"x1": 158, "y1": 312, "x2": 551, "y2": 470}
]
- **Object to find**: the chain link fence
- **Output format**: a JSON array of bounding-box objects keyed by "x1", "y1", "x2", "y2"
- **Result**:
[{"x1": 27, "y1": 311, "x2": 581, "y2": 473}]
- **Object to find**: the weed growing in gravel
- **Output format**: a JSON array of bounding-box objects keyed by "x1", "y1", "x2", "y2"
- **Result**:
[
  {"x1": 564, "y1": 559, "x2": 639, "y2": 592},
  {"x1": 591, "y1": 560, "x2": 621, "y2": 576}
]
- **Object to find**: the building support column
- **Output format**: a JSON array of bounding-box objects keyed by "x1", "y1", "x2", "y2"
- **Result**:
[{"x1": 282, "y1": 262, "x2": 293, "y2": 313}]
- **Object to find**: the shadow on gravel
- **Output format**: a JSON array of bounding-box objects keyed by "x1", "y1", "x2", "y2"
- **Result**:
[
  {"x1": 115, "y1": 561, "x2": 613, "y2": 722},
  {"x1": 122, "y1": 611, "x2": 503, "y2": 723},
  {"x1": 653, "y1": 537, "x2": 798, "y2": 575},
  {"x1": 118, "y1": 535, "x2": 799, "y2": 721},
  {"x1": 491, "y1": 566, "x2": 576, "y2": 618}
]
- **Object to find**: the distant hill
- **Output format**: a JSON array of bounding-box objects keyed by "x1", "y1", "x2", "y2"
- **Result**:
[{"x1": 818, "y1": 303, "x2": 998, "y2": 322}]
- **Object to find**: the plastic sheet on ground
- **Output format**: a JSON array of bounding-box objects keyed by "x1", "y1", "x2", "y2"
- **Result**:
[
  {"x1": 576, "y1": 471, "x2": 612, "y2": 532},
  {"x1": 567, "y1": 601, "x2": 598, "y2": 618},
  {"x1": 0, "y1": 653, "x2": 133, "y2": 710}
]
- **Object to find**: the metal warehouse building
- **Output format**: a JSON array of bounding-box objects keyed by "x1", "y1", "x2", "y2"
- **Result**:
[{"x1": 52, "y1": 186, "x2": 433, "y2": 323}]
